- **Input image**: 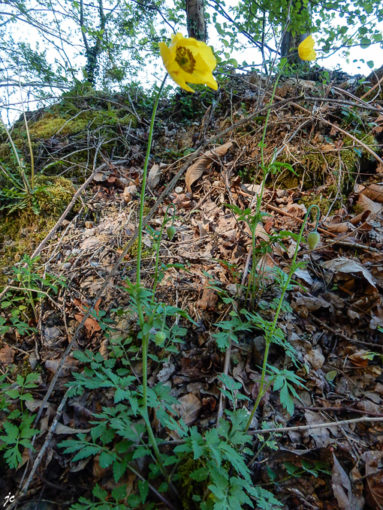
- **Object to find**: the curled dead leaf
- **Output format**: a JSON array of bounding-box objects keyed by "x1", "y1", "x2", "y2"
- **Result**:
[
  {"x1": 362, "y1": 184, "x2": 383, "y2": 204},
  {"x1": 322, "y1": 257, "x2": 376, "y2": 288},
  {"x1": 357, "y1": 193, "x2": 383, "y2": 215},
  {"x1": 332, "y1": 453, "x2": 364, "y2": 510},
  {"x1": 350, "y1": 209, "x2": 370, "y2": 225},
  {"x1": 324, "y1": 221, "x2": 353, "y2": 233},
  {"x1": 185, "y1": 141, "x2": 233, "y2": 192},
  {"x1": 348, "y1": 350, "x2": 372, "y2": 367}
]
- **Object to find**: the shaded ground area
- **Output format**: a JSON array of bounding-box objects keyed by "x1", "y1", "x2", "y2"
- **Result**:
[{"x1": 1, "y1": 69, "x2": 383, "y2": 509}]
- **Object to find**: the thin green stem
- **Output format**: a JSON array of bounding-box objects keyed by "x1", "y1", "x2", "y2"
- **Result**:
[
  {"x1": 23, "y1": 112, "x2": 35, "y2": 190},
  {"x1": 134, "y1": 74, "x2": 167, "y2": 477},
  {"x1": 259, "y1": 72, "x2": 283, "y2": 170},
  {"x1": 245, "y1": 205, "x2": 320, "y2": 431},
  {"x1": 136, "y1": 74, "x2": 167, "y2": 286},
  {"x1": 248, "y1": 71, "x2": 283, "y2": 303}
]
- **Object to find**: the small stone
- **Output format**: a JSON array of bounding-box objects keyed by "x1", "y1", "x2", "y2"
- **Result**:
[
  {"x1": 175, "y1": 186, "x2": 183, "y2": 194},
  {"x1": 123, "y1": 185, "x2": 138, "y2": 202},
  {"x1": 157, "y1": 362, "x2": 176, "y2": 382}
]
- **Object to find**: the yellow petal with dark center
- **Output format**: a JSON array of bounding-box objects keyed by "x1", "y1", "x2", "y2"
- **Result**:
[
  {"x1": 159, "y1": 33, "x2": 218, "y2": 92},
  {"x1": 298, "y1": 35, "x2": 316, "y2": 61}
]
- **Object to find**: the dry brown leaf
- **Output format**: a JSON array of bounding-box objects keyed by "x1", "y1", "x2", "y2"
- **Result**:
[
  {"x1": 45, "y1": 357, "x2": 79, "y2": 376},
  {"x1": 93, "y1": 454, "x2": 109, "y2": 480},
  {"x1": 55, "y1": 423, "x2": 91, "y2": 435},
  {"x1": 332, "y1": 453, "x2": 361, "y2": 510},
  {"x1": 147, "y1": 163, "x2": 162, "y2": 189},
  {"x1": 350, "y1": 210, "x2": 370, "y2": 225},
  {"x1": 73, "y1": 298, "x2": 102, "y2": 335},
  {"x1": 348, "y1": 350, "x2": 371, "y2": 367},
  {"x1": 363, "y1": 183, "x2": 383, "y2": 203},
  {"x1": 304, "y1": 348, "x2": 325, "y2": 370},
  {"x1": 176, "y1": 393, "x2": 202, "y2": 425},
  {"x1": 74, "y1": 314, "x2": 101, "y2": 335},
  {"x1": 363, "y1": 451, "x2": 383, "y2": 509},
  {"x1": 324, "y1": 221, "x2": 353, "y2": 233},
  {"x1": 196, "y1": 286, "x2": 218, "y2": 311},
  {"x1": 357, "y1": 193, "x2": 383, "y2": 215},
  {"x1": 322, "y1": 257, "x2": 376, "y2": 288},
  {"x1": 304, "y1": 410, "x2": 331, "y2": 447},
  {"x1": 185, "y1": 141, "x2": 233, "y2": 192},
  {"x1": 0, "y1": 344, "x2": 15, "y2": 364},
  {"x1": 123, "y1": 184, "x2": 138, "y2": 202},
  {"x1": 99, "y1": 339, "x2": 109, "y2": 358}
]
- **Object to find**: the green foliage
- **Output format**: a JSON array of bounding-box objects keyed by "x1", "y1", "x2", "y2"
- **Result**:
[
  {"x1": 0, "y1": 117, "x2": 40, "y2": 213},
  {"x1": 0, "y1": 371, "x2": 40, "y2": 469},
  {"x1": 283, "y1": 459, "x2": 331, "y2": 478},
  {"x1": 0, "y1": 254, "x2": 65, "y2": 334},
  {"x1": 268, "y1": 367, "x2": 306, "y2": 415},
  {"x1": 58, "y1": 283, "x2": 191, "y2": 507},
  {"x1": 174, "y1": 409, "x2": 282, "y2": 509}
]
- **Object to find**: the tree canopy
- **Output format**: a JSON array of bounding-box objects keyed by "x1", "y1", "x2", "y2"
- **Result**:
[{"x1": 0, "y1": 0, "x2": 382, "y2": 111}]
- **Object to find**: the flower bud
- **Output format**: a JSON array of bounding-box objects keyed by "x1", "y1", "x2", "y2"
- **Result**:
[
  {"x1": 167, "y1": 225, "x2": 176, "y2": 240},
  {"x1": 307, "y1": 231, "x2": 320, "y2": 250},
  {"x1": 154, "y1": 331, "x2": 167, "y2": 346}
]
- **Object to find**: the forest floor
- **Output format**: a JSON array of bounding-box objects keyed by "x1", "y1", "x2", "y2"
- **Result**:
[{"x1": 1, "y1": 68, "x2": 383, "y2": 509}]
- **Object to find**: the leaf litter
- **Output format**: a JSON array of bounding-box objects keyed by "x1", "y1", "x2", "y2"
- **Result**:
[{"x1": 1, "y1": 70, "x2": 383, "y2": 508}]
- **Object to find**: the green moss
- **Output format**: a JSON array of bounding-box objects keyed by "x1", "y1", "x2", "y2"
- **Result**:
[
  {"x1": 123, "y1": 238, "x2": 152, "y2": 260},
  {"x1": 344, "y1": 131, "x2": 379, "y2": 157},
  {"x1": 0, "y1": 176, "x2": 76, "y2": 287},
  {"x1": 27, "y1": 109, "x2": 137, "y2": 140},
  {"x1": 276, "y1": 131, "x2": 378, "y2": 191},
  {"x1": 299, "y1": 187, "x2": 341, "y2": 215},
  {"x1": 177, "y1": 457, "x2": 207, "y2": 510},
  {"x1": 34, "y1": 175, "x2": 76, "y2": 215}
]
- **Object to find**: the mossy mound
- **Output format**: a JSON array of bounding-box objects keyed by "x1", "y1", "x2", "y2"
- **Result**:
[
  {"x1": 0, "y1": 175, "x2": 76, "y2": 287},
  {"x1": 275, "y1": 131, "x2": 379, "y2": 192},
  {"x1": 0, "y1": 88, "x2": 141, "y2": 186}
]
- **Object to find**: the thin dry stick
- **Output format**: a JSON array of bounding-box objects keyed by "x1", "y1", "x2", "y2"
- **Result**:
[
  {"x1": 249, "y1": 415, "x2": 383, "y2": 435},
  {"x1": 285, "y1": 96, "x2": 383, "y2": 167},
  {"x1": 360, "y1": 73, "x2": 383, "y2": 101},
  {"x1": 311, "y1": 316, "x2": 383, "y2": 350},
  {"x1": 18, "y1": 389, "x2": 70, "y2": 498},
  {"x1": 30, "y1": 168, "x2": 98, "y2": 259},
  {"x1": 304, "y1": 96, "x2": 381, "y2": 112}
]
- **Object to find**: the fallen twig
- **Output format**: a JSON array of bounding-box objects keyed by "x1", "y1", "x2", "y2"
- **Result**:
[{"x1": 249, "y1": 415, "x2": 383, "y2": 435}]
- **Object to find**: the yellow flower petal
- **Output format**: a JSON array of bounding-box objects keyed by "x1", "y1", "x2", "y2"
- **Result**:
[
  {"x1": 159, "y1": 33, "x2": 218, "y2": 93},
  {"x1": 298, "y1": 35, "x2": 317, "y2": 61}
]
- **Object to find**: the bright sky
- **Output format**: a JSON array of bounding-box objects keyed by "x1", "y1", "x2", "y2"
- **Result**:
[{"x1": 1, "y1": 1, "x2": 383, "y2": 124}]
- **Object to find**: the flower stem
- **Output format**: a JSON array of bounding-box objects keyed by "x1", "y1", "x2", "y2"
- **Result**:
[
  {"x1": 136, "y1": 74, "x2": 167, "y2": 285},
  {"x1": 135, "y1": 74, "x2": 167, "y2": 471},
  {"x1": 245, "y1": 205, "x2": 320, "y2": 431}
]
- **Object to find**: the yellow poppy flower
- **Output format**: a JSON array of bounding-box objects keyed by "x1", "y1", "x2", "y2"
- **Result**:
[
  {"x1": 159, "y1": 33, "x2": 218, "y2": 93},
  {"x1": 298, "y1": 35, "x2": 316, "y2": 61}
]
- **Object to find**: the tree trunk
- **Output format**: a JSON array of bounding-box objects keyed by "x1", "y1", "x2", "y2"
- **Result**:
[
  {"x1": 280, "y1": 0, "x2": 311, "y2": 64},
  {"x1": 185, "y1": 0, "x2": 207, "y2": 42}
]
